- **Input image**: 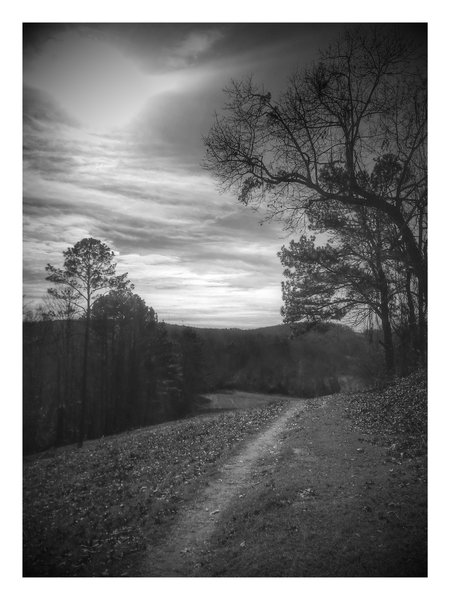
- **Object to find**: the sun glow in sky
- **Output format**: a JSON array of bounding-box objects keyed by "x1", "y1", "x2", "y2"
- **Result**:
[
  {"x1": 23, "y1": 23, "x2": 352, "y2": 328},
  {"x1": 24, "y1": 31, "x2": 153, "y2": 129}
]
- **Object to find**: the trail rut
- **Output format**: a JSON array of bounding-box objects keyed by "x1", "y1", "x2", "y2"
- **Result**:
[{"x1": 141, "y1": 400, "x2": 305, "y2": 576}]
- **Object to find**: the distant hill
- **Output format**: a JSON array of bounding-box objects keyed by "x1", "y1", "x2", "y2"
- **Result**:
[
  {"x1": 164, "y1": 321, "x2": 362, "y2": 340},
  {"x1": 251, "y1": 324, "x2": 291, "y2": 336},
  {"x1": 163, "y1": 322, "x2": 292, "y2": 339},
  {"x1": 164, "y1": 320, "x2": 379, "y2": 397}
]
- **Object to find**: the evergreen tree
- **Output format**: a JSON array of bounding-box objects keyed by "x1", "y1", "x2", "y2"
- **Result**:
[{"x1": 46, "y1": 238, "x2": 132, "y2": 447}]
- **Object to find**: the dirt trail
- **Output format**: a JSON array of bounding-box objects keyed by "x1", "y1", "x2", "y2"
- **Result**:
[{"x1": 141, "y1": 400, "x2": 305, "y2": 576}]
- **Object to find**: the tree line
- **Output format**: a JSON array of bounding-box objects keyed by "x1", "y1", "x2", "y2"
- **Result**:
[
  {"x1": 24, "y1": 299, "x2": 381, "y2": 455},
  {"x1": 187, "y1": 322, "x2": 381, "y2": 398}
]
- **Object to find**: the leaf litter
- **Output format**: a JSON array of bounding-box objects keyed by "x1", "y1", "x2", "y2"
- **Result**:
[
  {"x1": 23, "y1": 401, "x2": 285, "y2": 576},
  {"x1": 345, "y1": 369, "x2": 427, "y2": 458}
]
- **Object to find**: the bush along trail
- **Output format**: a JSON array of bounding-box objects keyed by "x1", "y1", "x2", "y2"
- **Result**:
[{"x1": 23, "y1": 372, "x2": 427, "y2": 577}]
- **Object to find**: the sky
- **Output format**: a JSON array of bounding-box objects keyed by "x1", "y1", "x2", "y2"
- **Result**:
[
  {"x1": 11, "y1": 7, "x2": 449, "y2": 595},
  {"x1": 22, "y1": 23, "x2": 392, "y2": 328}
]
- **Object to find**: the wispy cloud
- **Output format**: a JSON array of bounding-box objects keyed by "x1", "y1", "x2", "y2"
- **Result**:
[
  {"x1": 24, "y1": 24, "x2": 340, "y2": 327},
  {"x1": 168, "y1": 28, "x2": 224, "y2": 68}
]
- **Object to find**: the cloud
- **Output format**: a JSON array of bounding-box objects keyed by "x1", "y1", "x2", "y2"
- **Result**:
[
  {"x1": 168, "y1": 29, "x2": 224, "y2": 68},
  {"x1": 23, "y1": 24, "x2": 322, "y2": 328},
  {"x1": 23, "y1": 85, "x2": 80, "y2": 128},
  {"x1": 23, "y1": 159, "x2": 288, "y2": 328}
]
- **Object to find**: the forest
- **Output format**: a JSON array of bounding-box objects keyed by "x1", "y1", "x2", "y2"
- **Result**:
[{"x1": 23, "y1": 241, "x2": 407, "y2": 456}]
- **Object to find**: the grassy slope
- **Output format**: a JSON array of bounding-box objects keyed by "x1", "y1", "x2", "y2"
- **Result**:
[
  {"x1": 23, "y1": 401, "x2": 285, "y2": 576},
  {"x1": 197, "y1": 370, "x2": 427, "y2": 576},
  {"x1": 23, "y1": 371, "x2": 427, "y2": 577},
  {"x1": 201, "y1": 400, "x2": 426, "y2": 576}
]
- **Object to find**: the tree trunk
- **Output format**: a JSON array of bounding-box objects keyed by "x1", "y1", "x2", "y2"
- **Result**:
[
  {"x1": 418, "y1": 277, "x2": 427, "y2": 366},
  {"x1": 405, "y1": 271, "x2": 418, "y2": 349},
  {"x1": 55, "y1": 358, "x2": 65, "y2": 446},
  {"x1": 380, "y1": 303, "x2": 395, "y2": 376},
  {"x1": 78, "y1": 312, "x2": 90, "y2": 448},
  {"x1": 378, "y1": 266, "x2": 395, "y2": 376},
  {"x1": 374, "y1": 226, "x2": 395, "y2": 377},
  {"x1": 417, "y1": 204, "x2": 427, "y2": 365}
]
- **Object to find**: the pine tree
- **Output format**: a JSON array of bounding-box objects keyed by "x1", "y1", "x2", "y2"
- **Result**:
[{"x1": 46, "y1": 238, "x2": 132, "y2": 447}]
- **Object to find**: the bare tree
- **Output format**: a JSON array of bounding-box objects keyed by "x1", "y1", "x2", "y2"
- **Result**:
[{"x1": 204, "y1": 26, "x2": 427, "y2": 312}]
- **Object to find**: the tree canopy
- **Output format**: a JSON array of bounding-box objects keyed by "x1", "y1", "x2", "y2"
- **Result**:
[
  {"x1": 203, "y1": 26, "x2": 427, "y2": 292},
  {"x1": 45, "y1": 238, "x2": 132, "y2": 316}
]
